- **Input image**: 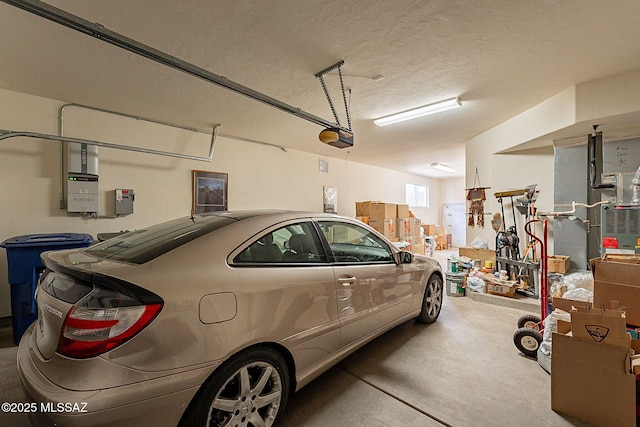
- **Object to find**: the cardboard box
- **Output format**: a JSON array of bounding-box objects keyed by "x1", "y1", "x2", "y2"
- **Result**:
[
  {"x1": 356, "y1": 216, "x2": 369, "y2": 225},
  {"x1": 551, "y1": 296, "x2": 590, "y2": 313},
  {"x1": 435, "y1": 234, "x2": 452, "y2": 250},
  {"x1": 396, "y1": 218, "x2": 419, "y2": 239},
  {"x1": 412, "y1": 242, "x2": 425, "y2": 255},
  {"x1": 356, "y1": 202, "x2": 397, "y2": 219},
  {"x1": 592, "y1": 258, "x2": 640, "y2": 327},
  {"x1": 396, "y1": 218, "x2": 411, "y2": 238},
  {"x1": 551, "y1": 332, "x2": 637, "y2": 427},
  {"x1": 355, "y1": 201, "x2": 380, "y2": 217},
  {"x1": 548, "y1": 255, "x2": 570, "y2": 273},
  {"x1": 602, "y1": 253, "x2": 640, "y2": 263},
  {"x1": 422, "y1": 224, "x2": 438, "y2": 236},
  {"x1": 570, "y1": 306, "x2": 629, "y2": 348},
  {"x1": 396, "y1": 204, "x2": 409, "y2": 219},
  {"x1": 355, "y1": 201, "x2": 368, "y2": 217},
  {"x1": 486, "y1": 282, "x2": 515, "y2": 297},
  {"x1": 368, "y1": 218, "x2": 396, "y2": 239},
  {"x1": 411, "y1": 218, "x2": 422, "y2": 243},
  {"x1": 370, "y1": 202, "x2": 396, "y2": 219},
  {"x1": 483, "y1": 275, "x2": 516, "y2": 297},
  {"x1": 458, "y1": 247, "x2": 496, "y2": 268}
]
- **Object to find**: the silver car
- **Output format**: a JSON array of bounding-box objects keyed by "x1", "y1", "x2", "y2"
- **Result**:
[{"x1": 17, "y1": 210, "x2": 443, "y2": 426}]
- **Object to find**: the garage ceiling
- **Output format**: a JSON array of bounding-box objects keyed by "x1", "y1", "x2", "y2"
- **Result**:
[{"x1": 1, "y1": 0, "x2": 639, "y2": 178}]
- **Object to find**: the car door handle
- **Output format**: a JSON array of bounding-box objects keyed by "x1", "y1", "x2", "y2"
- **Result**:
[{"x1": 338, "y1": 275, "x2": 357, "y2": 286}]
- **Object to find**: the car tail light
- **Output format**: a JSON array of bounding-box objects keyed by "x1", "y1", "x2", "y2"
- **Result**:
[
  {"x1": 53, "y1": 274, "x2": 164, "y2": 359},
  {"x1": 58, "y1": 304, "x2": 162, "y2": 358}
]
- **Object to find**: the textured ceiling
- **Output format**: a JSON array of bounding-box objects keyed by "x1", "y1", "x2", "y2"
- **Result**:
[{"x1": 1, "y1": 0, "x2": 639, "y2": 177}]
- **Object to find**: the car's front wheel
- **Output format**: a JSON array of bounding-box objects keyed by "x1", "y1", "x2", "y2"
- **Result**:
[
  {"x1": 416, "y1": 274, "x2": 443, "y2": 324},
  {"x1": 180, "y1": 347, "x2": 290, "y2": 427}
]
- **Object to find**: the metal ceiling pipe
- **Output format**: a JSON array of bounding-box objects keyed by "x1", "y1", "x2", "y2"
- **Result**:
[
  {"x1": 2, "y1": 0, "x2": 349, "y2": 133},
  {"x1": 56, "y1": 102, "x2": 220, "y2": 208},
  {"x1": 59, "y1": 103, "x2": 219, "y2": 162},
  {"x1": 57, "y1": 102, "x2": 288, "y2": 154},
  {"x1": 60, "y1": 103, "x2": 215, "y2": 141},
  {"x1": 0, "y1": 128, "x2": 219, "y2": 162}
]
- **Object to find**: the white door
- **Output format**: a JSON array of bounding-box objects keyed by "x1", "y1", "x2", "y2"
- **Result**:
[{"x1": 443, "y1": 203, "x2": 466, "y2": 248}]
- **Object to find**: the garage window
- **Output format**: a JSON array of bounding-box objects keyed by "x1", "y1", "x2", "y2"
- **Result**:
[{"x1": 406, "y1": 183, "x2": 429, "y2": 208}]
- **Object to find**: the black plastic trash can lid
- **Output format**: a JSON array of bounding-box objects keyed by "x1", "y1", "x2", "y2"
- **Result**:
[{"x1": 1, "y1": 233, "x2": 94, "y2": 248}]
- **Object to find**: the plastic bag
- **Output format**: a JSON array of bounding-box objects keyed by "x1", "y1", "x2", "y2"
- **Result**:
[
  {"x1": 466, "y1": 276, "x2": 486, "y2": 293},
  {"x1": 542, "y1": 309, "x2": 571, "y2": 346},
  {"x1": 470, "y1": 236, "x2": 488, "y2": 249},
  {"x1": 548, "y1": 273, "x2": 564, "y2": 296},
  {"x1": 538, "y1": 308, "x2": 571, "y2": 374},
  {"x1": 561, "y1": 287, "x2": 593, "y2": 302},
  {"x1": 563, "y1": 271, "x2": 594, "y2": 292}
]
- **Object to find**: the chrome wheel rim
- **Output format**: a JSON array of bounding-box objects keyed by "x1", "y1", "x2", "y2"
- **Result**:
[
  {"x1": 207, "y1": 361, "x2": 283, "y2": 427},
  {"x1": 425, "y1": 277, "x2": 443, "y2": 318}
]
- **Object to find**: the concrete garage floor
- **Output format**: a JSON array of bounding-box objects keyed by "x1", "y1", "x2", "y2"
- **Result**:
[
  {"x1": 281, "y1": 298, "x2": 590, "y2": 427},
  {"x1": 0, "y1": 251, "x2": 591, "y2": 427}
]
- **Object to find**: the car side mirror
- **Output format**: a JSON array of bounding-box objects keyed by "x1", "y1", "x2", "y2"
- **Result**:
[{"x1": 398, "y1": 250, "x2": 413, "y2": 264}]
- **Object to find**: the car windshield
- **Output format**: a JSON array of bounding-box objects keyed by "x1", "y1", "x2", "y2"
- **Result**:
[{"x1": 86, "y1": 216, "x2": 237, "y2": 264}]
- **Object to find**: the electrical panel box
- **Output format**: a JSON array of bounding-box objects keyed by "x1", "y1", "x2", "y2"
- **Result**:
[
  {"x1": 115, "y1": 189, "x2": 134, "y2": 215},
  {"x1": 67, "y1": 173, "x2": 99, "y2": 213},
  {"x1": 68, "y1": 143, "x2": 99, "y2": 175}
]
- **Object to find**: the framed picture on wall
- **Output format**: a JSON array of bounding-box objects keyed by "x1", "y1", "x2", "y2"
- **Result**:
[
  {"x1": 192, "y1": 170, "x2": 228, "y2": 213},
  {"x1": 323, "y1": 186, "x2": 337, "y2": 214}
]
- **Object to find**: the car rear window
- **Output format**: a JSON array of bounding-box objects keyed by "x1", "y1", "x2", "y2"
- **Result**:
[{"x1": 86, "y1": 216, "x2": 237, "y2": 264}]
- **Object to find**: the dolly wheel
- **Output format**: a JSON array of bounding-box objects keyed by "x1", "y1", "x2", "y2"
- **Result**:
[
  {"x1": 513, "y1": 327, "x2": 543, "y2": 358},
  {"x1": 517, "y1": 314, "x2": 542, "y2": 330}
]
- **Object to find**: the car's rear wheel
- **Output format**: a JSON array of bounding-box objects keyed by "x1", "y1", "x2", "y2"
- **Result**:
[
  {"x1": 416, "y1": 274, "x2": 443, "y2": 324},
  {"x1": 180, "y1": 348, "x2": 290, "y2": 427}
]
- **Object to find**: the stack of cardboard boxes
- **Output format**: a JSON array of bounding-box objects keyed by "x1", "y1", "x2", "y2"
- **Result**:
[
  {"x1": 355, "y1": 201, "x2": 424, "y2": 254},
  {"x1": 551, "y1": 255, "x2": 640, "y2": 427},
  {"x1": 422, "y1": 224, "x2": 451, "y2": 250}
]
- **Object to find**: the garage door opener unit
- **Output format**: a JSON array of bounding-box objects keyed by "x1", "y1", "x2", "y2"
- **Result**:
[{"x1": 315, "y1": 60, "x2": 354, "y2": 148}]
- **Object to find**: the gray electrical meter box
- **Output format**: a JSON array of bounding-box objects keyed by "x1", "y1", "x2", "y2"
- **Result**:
[
  {"x1": 67, "y1": 173, "x2": 99, "y2": 213},
  {"x1": 115, "y1": 189, "x2": 134, "y2": 215}
]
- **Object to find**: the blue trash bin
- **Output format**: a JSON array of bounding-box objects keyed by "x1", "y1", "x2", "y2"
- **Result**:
[{"x1": 1, "y1": 233, "x2": 94, "y2": 345}]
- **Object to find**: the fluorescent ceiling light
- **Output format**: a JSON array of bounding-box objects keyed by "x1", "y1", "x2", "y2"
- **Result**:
[
  {"x1": 430, "y1": 162, "x2": 455, "y2": 173},
  {"x1": 374, "y1": 97, "x2": 462, "y2": 127}
]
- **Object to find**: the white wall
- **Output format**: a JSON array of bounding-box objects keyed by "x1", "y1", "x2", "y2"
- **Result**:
[
  {"x1": 0, "y1": 87, "x2": 444, "y2": 317},
  {"x1": 575, "y1": 69, "x2": 640, "y2": 122},
  {"x1": 465, "y1": 144, "x2": 555, "y2": 251},
  {"x1": 465, "y1": 68, "x2": 640, "y2": 255},
  {"x1": 441, "y1": 177, "x2": 466, "y2": 205},
  {"x1": 464, "y1": 88, "x2": 575, "y2": 254},
  {"x1": 465, "y1": 88, "x2": 573, "y2": 251}
]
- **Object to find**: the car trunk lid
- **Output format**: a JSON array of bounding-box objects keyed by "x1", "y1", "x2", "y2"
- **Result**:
[{"x1": 34, "y1": 251, "x2": 163, "y2": 360}]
